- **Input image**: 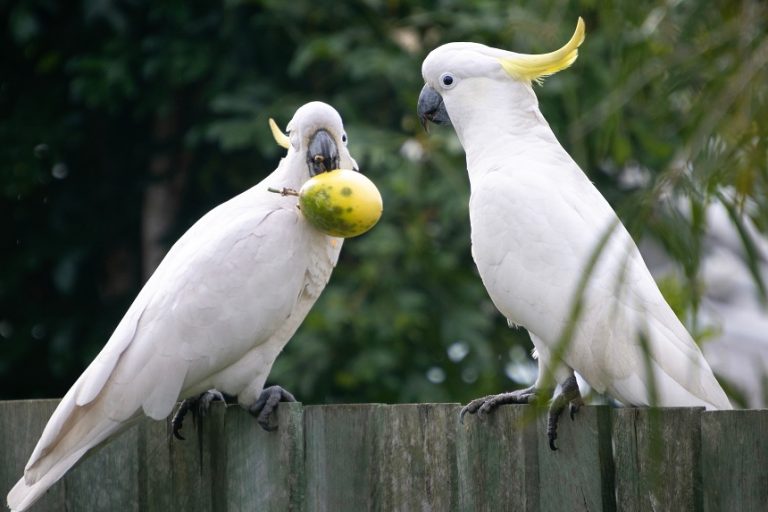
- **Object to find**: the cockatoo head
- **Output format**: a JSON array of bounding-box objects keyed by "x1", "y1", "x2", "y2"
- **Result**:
[
  {"x1": 417, "y1": 18, "x2": 585, "y2": 132},
  {"x1": 270, "y1": 101, "x2": 358, "y2": 180}
]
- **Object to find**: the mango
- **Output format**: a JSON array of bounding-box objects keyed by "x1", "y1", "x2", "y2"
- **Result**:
[{"x1": 299, "y1": 169, "x2": 383, "y2": 238}]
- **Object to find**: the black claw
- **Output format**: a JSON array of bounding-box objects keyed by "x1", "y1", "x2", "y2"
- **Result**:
[
  {"x1": 544, "y1": 374, "x2": 583, "y2": 451},
  {"x1": 547, "y1": 408, "x2": 563, "y2": 451},
  {"x1": 171, "y1": 390, "x2": 226, "y2": 442},
  {"x1": 547, "y1": 414, "x2": 560, "y2": 451},
  {"x1": 569, "y1": 402, "x2": 580, "y2": 421},
  {"x1": 459, "y1": 396, "x2": 492, "y2": 423},
  {"x1": 171, "y1": 399, "x2": 193, "y2": 440}
]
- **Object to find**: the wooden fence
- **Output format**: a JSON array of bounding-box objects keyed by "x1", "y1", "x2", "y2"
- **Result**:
[{"x1": 1, "y1": 400, "x2": 766, "y2": 511}]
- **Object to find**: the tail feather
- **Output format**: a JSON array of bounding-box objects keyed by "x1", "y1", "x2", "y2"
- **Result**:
[
  {"x1": 6, "y1": 403, "x2": 126, "y2": 511},
  {"x1": 7, "y1": 444, "x2": 91, "y2": 511}
]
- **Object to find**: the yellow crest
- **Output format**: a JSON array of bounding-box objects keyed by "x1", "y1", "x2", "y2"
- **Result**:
[
  {"x1": 499, "y1": 17, "x2": 585, "y2": 83},
  {"x1": 268, "y1": 118, "x2": 291, "y2": 149}
]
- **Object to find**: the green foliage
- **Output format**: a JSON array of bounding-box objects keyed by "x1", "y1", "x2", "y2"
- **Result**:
[{"x1": 1, "y1": 0, "x2": 766, "y2": 404}]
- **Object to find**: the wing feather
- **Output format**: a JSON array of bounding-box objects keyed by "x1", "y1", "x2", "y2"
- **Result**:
[
  {"x1": 25, "y1": 184, "x2": 314, "y2": 471},
  {"x1": 470, "y1": 155, "x2": 730, "y2": 409}
]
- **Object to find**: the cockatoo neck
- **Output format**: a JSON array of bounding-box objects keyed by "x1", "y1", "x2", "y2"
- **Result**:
[
  {"x1": 277, "y1": 150, "x2": 307, "y2": 189},
  {"x1": 446, "y1": 79, "x2": 562, "y2": 181}
]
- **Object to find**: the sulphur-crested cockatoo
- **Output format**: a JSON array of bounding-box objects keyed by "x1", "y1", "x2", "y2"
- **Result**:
[
  {"x1": 417, "y1": 18, "x2": 731, "y2": 448},
  {"x1": 7, "y1": 101, "x2": 357, "y2": 511}
]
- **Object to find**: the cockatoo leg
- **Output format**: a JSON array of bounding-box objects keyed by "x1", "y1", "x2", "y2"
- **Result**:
[
  {"x1": 248, "y1": 385, "x2": 297, "y2": 432},
  {"x1": 459, "y1": 385, "x2": 539, "y2": 423},
  {"x1": 546, "y1": 374, "x2": 583, "y2": 451},
  {"x1": 171, "y1": 389, "x2": 227, "y2": 441}
]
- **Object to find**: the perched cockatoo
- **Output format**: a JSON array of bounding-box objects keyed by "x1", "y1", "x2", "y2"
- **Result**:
[
  {"x1": 417, "y1": 18, "x2": 731, "y2": 448},
  {"x1": 7, "y1": 101, "x2": 357, "y2": 511}
]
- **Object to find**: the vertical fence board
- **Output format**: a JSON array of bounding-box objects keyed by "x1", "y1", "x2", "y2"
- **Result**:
[
  {"x1": 0, "y1": 400, "x2": 64, "y2": 512},
  {"x1": 612, "y1": 407, "x2": 703, "y2": 512},
  {"x1": 2, "y1": 400, "x2": 764, "y2": 511},
  {"x1": 138, "y1": 414, "x2": 173, "y2": 512},
  {"x1": 303, "y1": 404, "x2": 383, "y2": 512},
  {"x1": 457, "y1": 404, "x2": 538, "y2": 512},
  {"x1": 374, "y1": 403, "x2": 460, "y2": 512},
  {"x1": 221, "y1": 402, "x2": 304, "y2": 512},
  {"x1": 537, "y1": 405, "x2": 615, "y2": 512},
  {"x1": 701, "y1": 410, "x2": 768, "y2": 512},
  {"x1": 62, "y1": 422, "x2": 141, "y2": 512},
  {"x1": 161, "y1": 402, "x2": 224, "y2": 512}
]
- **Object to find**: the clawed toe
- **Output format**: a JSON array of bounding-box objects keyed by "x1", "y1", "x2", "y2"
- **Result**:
[
  {"x1": 171, "y1": 400, "x2": 193, "y2": 440},
  {"x1": 460, "y1": 386, "x2": 538, "y2": 423},
  {"x1": 249, "y1": 385, "x2": 297, "y2": 432},
  {"x1": 547, "y1": 374, "x2": 583, "y2": 450},
  {"x1": 199, "y1": 389, "x2": 225, "y2": 409},
  {"x1": 459, "y1": 396, "x2": 490, "y2": 423},
  {"x1": 569, "y1": 397, "x2": 583, "y2": 421},
  {"x1": 546, "y1": 400, "x2": 579, "y2": 450},
  {"x1": 172, "y1": 389, "x2": 226, "y2": 441},
  {"x1": 547, "y1": 411, "x2": 560, "y2": 451},
  {"x1": 460, "y1": 377, "x2": 583, "y2": 451},
  {"x1": 477, "y1": 395, "x2": 507, "y2": 416}
]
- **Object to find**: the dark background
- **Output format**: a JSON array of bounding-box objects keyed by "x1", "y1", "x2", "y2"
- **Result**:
[{"x1": 2, "y1": 0, "x2": 766, "y2": 406}]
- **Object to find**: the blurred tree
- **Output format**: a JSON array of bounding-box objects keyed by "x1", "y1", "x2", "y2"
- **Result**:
[{"x1": 1, "y1": 0, "x2": 766, "y2": 406}]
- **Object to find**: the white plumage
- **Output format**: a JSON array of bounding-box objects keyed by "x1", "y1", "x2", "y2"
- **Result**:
[
  {"x1": 642, "y1": 195, "x2": 768, "y2": 408},
  {"x1": 417, "y1": 19, "x2": 731, "y2": 422},
  {"x1": 7, "y1": 101, "x2": 356, "y2": 511}
]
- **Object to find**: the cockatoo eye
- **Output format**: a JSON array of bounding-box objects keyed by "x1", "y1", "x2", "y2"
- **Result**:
[
  {"x1": 440, "y1": 72, "x2": 456, "y2": 89},
  {"x1": 342, "y1": 133, "x2": 348, "y2": 145}
]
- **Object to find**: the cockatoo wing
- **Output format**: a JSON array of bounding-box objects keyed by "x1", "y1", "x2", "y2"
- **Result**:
[
  {"x1": 10, "y1": 100, "x2": 353, "y2": 512},
  {"x1": 10, "y1": 183, "x2": 320, "y2": 509},
  {"x1": 470, "y1": 155, "x2": 730, "y2": 409}
]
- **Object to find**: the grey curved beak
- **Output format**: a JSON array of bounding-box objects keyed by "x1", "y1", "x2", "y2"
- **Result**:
[
  {"x1": 307, "y1": 129, "x2": 340, "y2": 176},
  {"x1": 417, "y1": 84, "x2": 451, "y2": 131}
]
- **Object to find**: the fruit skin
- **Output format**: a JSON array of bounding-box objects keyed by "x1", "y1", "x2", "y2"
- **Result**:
[{"x1": 298, "y1": 169, "x2": 383, "y2": 238}]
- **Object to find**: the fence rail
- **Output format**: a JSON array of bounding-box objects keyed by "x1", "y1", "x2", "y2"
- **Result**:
[{"x1": 1, "y1": 400, "x2": 766, "y2": 511}]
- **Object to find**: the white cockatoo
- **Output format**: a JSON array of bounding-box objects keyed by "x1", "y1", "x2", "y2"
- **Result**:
[
  {"x1": 7, "y1": 101, "x2": 357, "y2": 511},
  {"x1": 417, "y1": 18, "x2": 731, "y2": 448}
]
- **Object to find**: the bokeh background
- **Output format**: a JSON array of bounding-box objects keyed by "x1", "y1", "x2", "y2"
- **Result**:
[{"x1": 2, "y1": 1, "x2": 767, "y2": 408}]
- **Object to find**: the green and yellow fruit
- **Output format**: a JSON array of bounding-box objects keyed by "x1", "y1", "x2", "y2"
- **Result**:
[{"x1": 298, "y1": 169, "x2": 383, "y2": 238}]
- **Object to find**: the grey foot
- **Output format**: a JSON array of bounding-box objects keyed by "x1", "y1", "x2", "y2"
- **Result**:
[
  {"x1": 172, "y1": 389, "x2": 226, "y2": 441},
  {"x1": 248, "y1": 385, "x2": 297, "y2": 432},
  {"x1": 547, "y1": 375, "x2": 583, "y2": 451},
  {"x1": 460, "y1": 385, "x2": 538, "y2": 423}
]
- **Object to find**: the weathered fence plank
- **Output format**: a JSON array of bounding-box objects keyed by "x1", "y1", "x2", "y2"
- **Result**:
[
  {"x1": 63, "y1": 423, "x2": 141, "y2": 512},
  {"x1": 612, "y1": 407, "x2": 703, "y2": 512},
  {"x1": 137, "y1": 414, "x2": 173, "y2": 512},
  {"x1": 537, "y1": 405, "x2": 615, "y2": 512},
  {"x1": 220, "y1": 401, "x2": 304, "y2": 512},
  {"x1": 165, "y1": 407, "x2": 218, "y2": 512},
  {"x1": 457, "y1": 404, "x2": 538, "y2": 512},
  {"x1": 303, "y1": 403, "x2": 383, "y2": 511},
  {"x1": 374, "y1": 403, "x2": 460, "y2": 511},
  {"x1": 0, "y1": 400, "x2": 64, "y2": 512},
  {"x1": 701, "y1": 410, "x2": 768, "y2": 512},
  {"x1": 2, "y1": 400, "x2": 765, "y2": 512}
]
